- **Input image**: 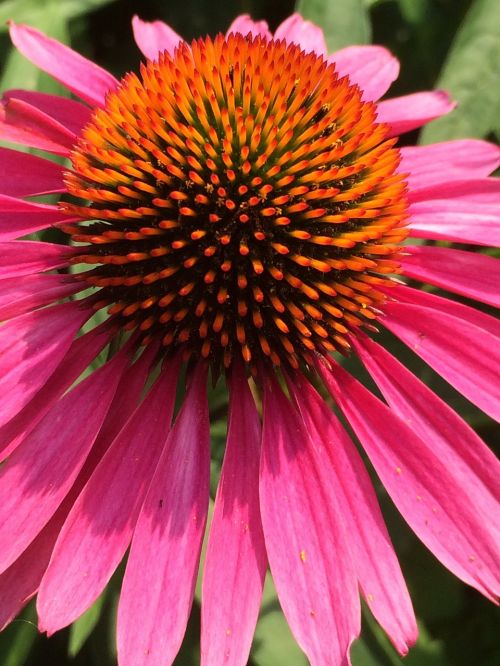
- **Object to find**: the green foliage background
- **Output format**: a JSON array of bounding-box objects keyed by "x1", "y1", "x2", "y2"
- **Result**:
[{"x1": 0, "y1": 0, "x2": 499, "y2": 664}]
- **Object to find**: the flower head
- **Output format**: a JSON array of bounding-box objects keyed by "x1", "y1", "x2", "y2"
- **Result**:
[{"x1": 0, "y1": 12, "x2": 499, "y2": 666}]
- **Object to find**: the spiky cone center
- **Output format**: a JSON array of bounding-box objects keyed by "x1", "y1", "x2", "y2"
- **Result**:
[{"x1": 63, "y1": 33, "x2": 408, "y2": 373}]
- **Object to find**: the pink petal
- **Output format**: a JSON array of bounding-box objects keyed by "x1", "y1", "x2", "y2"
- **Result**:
[
  {"x1": 0, "y1": 343, "x2": 154, "y2": 628},
  {"x1": 9, "y1": 22, "x2": 118, "y2": 107},
  {"x1": 0, "y1": 349, "x2": 128, "y2": 575},
  {"x1": 382, "y1": 287, "x2": 500, "y2": 422},
  {"x1": 0, "y1": 274, "x2": 80, "y2": 321},
  {"x1": 400, "y1": 140, "x2": 500, "y2": 188},
  {"x1": 0, "y1": 147, "x2": 65, "y2": 196},
  {"x1": 353, "y1": 333, "x2": 500, "y2": 521},
  {"x1": 117, "y1": 364, "x2": 210, "y2": 666},
  {"x1": 409, "y1": 177, "x2": 500, "y2": 204},
  {"x1": 329, "y1": 46, "x2": 399, "y2": 102},
  {"x1": 389, "y1": 284, "x2": 500, "y2": 338},
  {"x1": 0, "y1": 97, "x2": 75, "y2": 155},
  {"x1": 0, "y1": 301, "x2": 90, "y2": 429},
  {"x1": 226, "y1": 14, "x2": 272, "y2": 40},
  {"x1": 274, "y1": 13, "x2": 327, "y2": 56},
  {"x1": 317, "y1": 359, "x2": 500, "y2": 601},
  {"x1": 408, "y1": 199, "x2": 500, "y2": 246},
  {"x1": 377, "y1": 91, "x2": 455, "y2": 136},
  {"x1": 201, "y1": 364, "x2": 267, "y2": 666},
  {"x1": 260, "y1": 374, "x2": 360, "y2": 666},
  {"x1": 0, "y1": 193, "x2": 75, "y2": 240},
  {"x1": 3, "y1": 89, "x2": 92, "y2": 135},
  {"x1": 0, "y1": 240, "x2": 73, "y2": 278},
  {"x1": 287, "y1": 376, "x2": 417, "y2": 655},
  {"x1": 38, "y1": 355, "x2": 179, "y2": 634},
  {"x1": 0, "y1": 505, "x2": 65, "y2": 630},
  {"x1": 131, "y1": 15, "x2": 183, "y2": 61},
  {"x1": 0, "y1": 322, "x2": 112, "y2": 461},
  {"x1": 401, "y1": 245, "x2": 500, "y2": 308}
]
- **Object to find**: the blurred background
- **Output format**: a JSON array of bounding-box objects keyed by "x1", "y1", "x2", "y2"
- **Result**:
[{"x1": 0, "y1": 0, "x2": 499, "y2": 664}]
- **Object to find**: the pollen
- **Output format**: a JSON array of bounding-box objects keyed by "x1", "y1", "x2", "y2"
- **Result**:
[{"x1": 63, "y1": 33, "x2": 408, "y2": 372}]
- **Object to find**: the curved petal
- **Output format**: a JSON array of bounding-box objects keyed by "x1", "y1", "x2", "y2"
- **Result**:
[
  {"x1": 385, "y1": 283, "x2": 500, "y2": 340},
  {"x1": 408, "y1": 200, "x2": 500, "y2": 246},
  {"x1": 409, "y1": 178, "x2": 500, "y2": 204},
  {"x1": 38, "y1": 356, "x2": 179, "y2": 634},
  {"x1": 317, "y1": 359, "x2": 500, "y2": 601},
  {"x1": 3, "y1": 89, "x2": 92, "y2": 135},
  {"x1": 353, "y1": 333, "x2": 500, "y2": 524},
  {"x1": 0, "y1": 97, "x2": 74, "y2": 155},
  {"x1": 382, "y1": 287, "x2": 500, "y2": 422},
  {"x1": 0, "y1": 148, "x2": 65, "y2": 196},
  {"x1": 9, "y1": 22, "x2": 118, "y2": 107},
  {"x1": 0, "y1": 301, "x2": 90, "y2": 429},
  {"x1": 401, "y1": 246, "x2": 500, "y2": 308},
  {"x1": 0, "y1": 274, "x2": 80, "y2": 321},
  {"x1": 201, "y1": 364, "x2": 267, "y2": 666},
  {"x1": 260, "y1": 374, "x2": 360, "y2": 666},
  {"x1": 117, "y1": 364, "x2": 210, "y2": 666},
  {"x1": 0, "y1": 193, "x2": 75, "y2": 240},
  {"x1": 400, "y1": 140, "x2": 500, "y2": 188},
  {"x1": 0, "y1": 322, "x2": 112, "y2": 461},
  {"x1": 378, "y1": 91, "x2": 455, "y2": 136},
  {"x1": 274, "y1": 13, "x2": 327, "y2": 56},
  {"x1": 329, "y1": 46, "x2": 399, "y2": 102},
  {"x1": 0, "y1": 349, "x2": 128, "y2": 575},
  {"x1": 226, "y1": 14, "x2": 272, "y2": 40},
  {"x1": 0, "y1": 241, "x2": 73, "y2": 279},
  {"x1": 288, "y1": 376, "x2": 417, "y2": 655},
  {"x1": 131, "y1": 15, "x2": 183, "y2": 61}
]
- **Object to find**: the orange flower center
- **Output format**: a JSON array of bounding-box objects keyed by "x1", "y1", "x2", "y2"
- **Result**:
[{"x1": 63, "y1": 33, "x2": 408, "y2": 372}]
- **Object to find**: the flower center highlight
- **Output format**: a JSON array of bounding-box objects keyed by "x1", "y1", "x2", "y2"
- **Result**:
[{"x1": 63, "y1": 33, "x2": 408, "y2": 372}]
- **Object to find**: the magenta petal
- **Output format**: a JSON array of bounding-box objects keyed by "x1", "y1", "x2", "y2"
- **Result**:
[
  {"x1": 0, "y1": 241, "x2": 73, "y2": 279},
  {"x1": 201, "y1": 365, "x2": 267, "y2": 666},
  {"x1": 382, "y1": 286, "x2": 500, "y2": 421},
  {"x1": 117, "y1": 364, "x2": 210, "y2": 666},
  {"x1": 0, "y1": 97, "x2": 75, "y2": 155},
  {"x1": 3, "y1": 89, "x2": 92, "y2": 135},
  {"x1": 260, "y1": 375, "x2": 360, "y2": 666},
  {"x1": 408, "y1": 199, "x2": 500, "y2": 246},
  {"x1": 131, "y1": 15, "x2": 183, "y2": 60},
  {"x1": 377, "y1": 91, "x2": 455, "y2": 136},
  {"x1": 317, "y1": 360, "x2": 500, "y2": 601},
  {"x1": 0, "y1": 323, "x2": 111, "y2": 461},
  {"x1": 288, "y1": 377, "x2": 417, "y2": 655},
  {"x1": 401, "y1": 245, "x2": 500, "y2": 308},
  {"x1": 226, "y1": 14, "x2": 272, "y2": 39},
  {"x1": 0, "y1": 147, "x2": 65, "y2": 196},
  {"x1": 9, "y1": 22, "x2": 118, "y2": 106},
  {"x1": 0, "y1": 301, "x2": 90, "y2": 429},
  {"x1": 330, "y1": 46, "x2": 399, "y2": 102},
  {"x1": 274, "y1": 13, "x2": 327, "y2": 56},
  {"x1": 38, "y1": 356, "x2": 179, "y2": 633},
  {"x1": 0, "y1": 349, "x2": 128, "y2": 574},
  {"x1": 353, "y1": 334, "x2": 500, "y2": 521},
  {"x1": 409, "y1": 177, "x2": 500, "y2": 204},
  {"x1": 0, "y1": 193, "x2": 75, "y2": 240},
  {"x1": 388, "y1": 284, "x2": 500, "y2": 338},
  {"x1": 400, "y1": 140, "x2": 500, "y2": 188},
  {"x1": 0, "y1": 274, "x2": 80, "y2": 321}
]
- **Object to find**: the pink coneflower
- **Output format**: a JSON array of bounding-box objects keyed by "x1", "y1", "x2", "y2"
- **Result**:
[{"x1": 0, "y1": 11, "x2": 499, "y2": 666}]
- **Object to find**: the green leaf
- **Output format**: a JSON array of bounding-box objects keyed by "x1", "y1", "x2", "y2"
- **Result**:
[
  {"x1": 68, "y1": 590, "x2": 107, "y2": 657},
  {"x1": 0, "y1": 0, "x2": 118, "y2": 30},
  {"x1": 420, "y1": 0, "x2": 500, "y2": 143},
  {"x1": 296, "y1": 0, "x2": 371, "y2": 51},
  {"x1": 0, "y1": 603, "x2": 38, "y2": 666}
]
